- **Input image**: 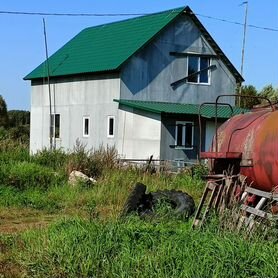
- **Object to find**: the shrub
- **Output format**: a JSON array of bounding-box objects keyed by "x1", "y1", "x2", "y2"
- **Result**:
[
  {"x1": 0, "y1": 161, "x2": 64, "y2": 190},
  {"x1": 192, "y1": 162, "x2": 209, "y2": 179},
  {"x1": 0, "y1": 139, "x2": 29, "y2": 162},
  {"x1": 32, "y1": 148, "x2": 68, "y2": 172},
  {"x1": 66, "y1": 141, "x2": 118, "y2": 178}
]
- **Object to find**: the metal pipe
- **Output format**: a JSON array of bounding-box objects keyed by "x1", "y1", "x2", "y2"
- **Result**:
[{"x1": 198, "y1": 102, "x2": 233, "y2": 160}]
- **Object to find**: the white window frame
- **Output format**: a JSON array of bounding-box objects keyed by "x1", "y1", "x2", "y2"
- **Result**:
[
  {"x1": 175, "y1": 121, "x2": 194, "y2": 150},
  {"x1": 187, "y1": 56, "x2": 211, "y2": 85},
  {"x1": 83, "y1": 116, "x2": 90, "y2": 137},
  {"x1": 107, "y1": 116, "x2": 115, "y2": 138}
]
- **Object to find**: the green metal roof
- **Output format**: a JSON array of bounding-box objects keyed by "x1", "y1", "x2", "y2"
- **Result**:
[
  {"x1": 114, "y1": 99, "x2": 248, "y2": 118},
  {"x1": 24, "y1": 7, "x2": 185, "y2": 80}
]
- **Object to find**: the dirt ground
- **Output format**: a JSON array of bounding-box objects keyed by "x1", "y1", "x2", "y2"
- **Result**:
[{"x1": 0, "y1": 208, "x2": 59, "y2": 234}]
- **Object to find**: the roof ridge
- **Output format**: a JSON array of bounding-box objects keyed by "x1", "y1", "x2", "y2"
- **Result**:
[{"x1": 82, "y1": 6, "x2": 185, "y2": 32}]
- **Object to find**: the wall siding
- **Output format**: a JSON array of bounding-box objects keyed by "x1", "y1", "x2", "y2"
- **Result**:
[
  {"x1": 30, "y1": 74, "x2": 120, "y2": 153},
  {"x1": 120, "y1": 14, "x2": 237, "y2": 105},
  {"x1": 117, "y1": 107, "x2": 161, "y2": 159}
]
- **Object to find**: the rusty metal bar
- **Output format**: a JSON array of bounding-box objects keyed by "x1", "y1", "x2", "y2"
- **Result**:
[
  {"x1": 214, "y1": 94, "x2": 274, "y2": 153},
  {"x1": 198, "y1": 102, "x2": 233, "y2": 160}
]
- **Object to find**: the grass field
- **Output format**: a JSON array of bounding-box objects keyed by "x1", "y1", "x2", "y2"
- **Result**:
[{"x1": 0, "y1": 141, "x2": 277, "y2": 278}]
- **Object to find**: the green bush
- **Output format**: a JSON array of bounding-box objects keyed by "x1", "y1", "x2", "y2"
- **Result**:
[
  {"x1": 7, "y1": 124, "x2": 30, "y2": 144},
  {"x1": 32, "y1": 148, "x2": 68, "y2": 172},
  {"x1": 0, "y1": 161, "x2": 64, "y2": 190},
  {"x1": 66, "y1": 141, "x2": 118, "y2": 178},
  {"x1": 0, "y1": 139, "x2": 29, "y2": 162},
  {"x1": 192, "y1": 162, "x2": 209, "y2": 179}
]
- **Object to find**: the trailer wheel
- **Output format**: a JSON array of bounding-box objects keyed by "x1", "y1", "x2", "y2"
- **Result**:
[{"x1": 151, "y1": 190, "x2": 195, "y2": 218}]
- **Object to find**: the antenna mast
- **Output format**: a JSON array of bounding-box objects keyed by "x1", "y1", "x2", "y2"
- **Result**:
[
  {"x1": 43, "y1": 18, "x2": 53, "y2": 150},
  {"x1": 239, "y1": 1, "x2": 248, "y2": 107}
]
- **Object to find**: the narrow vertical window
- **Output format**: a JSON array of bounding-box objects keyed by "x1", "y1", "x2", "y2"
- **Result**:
[
  {"x1": 83, "y1": 116, "x2": 90, "y2": 137},
  {"x1": 107, "y1": 116, "x2": 115, "y2": 138},
  {"x1": 54, "y1": 114, "x2": 60, "y2": 138},
  {"x1": 50, "y1": 114, "x2": 60, "y2": 138},
  {"x1": 175, "y1": 121, "x2": 194, "y2": 149}
]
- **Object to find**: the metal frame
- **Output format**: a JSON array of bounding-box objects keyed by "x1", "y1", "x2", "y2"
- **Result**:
[{"x1": 198, "y1": 94, "x2": 275, "y2": 159}]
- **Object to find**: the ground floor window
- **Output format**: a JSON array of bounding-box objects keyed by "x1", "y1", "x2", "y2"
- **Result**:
[
  {"x1": 175, "y1": 121, "x2": 194, "y2": 149},
  {"x1": 83, "y1": 116, "x2": 90, "y2": 137},
  {"x1": 50, "y1": 114, "x2": 60, "y2": 138},
  {"x1": 107, "y1": 116, "x2": 115, "y2": 138}
]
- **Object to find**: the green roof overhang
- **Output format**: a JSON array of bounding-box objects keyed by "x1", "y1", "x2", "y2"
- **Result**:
[{"x1": 114, "y1": 99, "x2": 248, "y2": 119}]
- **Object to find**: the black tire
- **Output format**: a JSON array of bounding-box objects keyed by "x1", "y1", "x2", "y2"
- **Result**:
[
  {"x1": 151, "y1": 190, "x2": 195, "y2": 218},
  {"x1": 122, "y1": 182, "x2": 147, "y2": 216}
]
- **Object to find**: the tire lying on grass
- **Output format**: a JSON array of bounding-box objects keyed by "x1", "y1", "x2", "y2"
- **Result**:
[
  {"x1": 122, "y1": 182, "x2": 149, "y2": 215},
  {"x1": 122, "y1": 183, "x2": 195, "y2": 219},
  {"x1": 151, "y1": 190, "x2": 195, "y2": 218}
]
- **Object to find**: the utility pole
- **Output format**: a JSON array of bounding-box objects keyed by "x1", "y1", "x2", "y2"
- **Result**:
[
  {"x1": 239, "y1": 1, "x2": 248, "y2": 107},
  {"x1": 43, "y1": 18, "x2": 53, "y2": 150}
]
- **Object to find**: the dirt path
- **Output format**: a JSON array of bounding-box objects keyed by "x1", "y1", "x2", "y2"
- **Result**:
[{"x1": 0, "y1": 208, "x2": 58, "y2": 234}]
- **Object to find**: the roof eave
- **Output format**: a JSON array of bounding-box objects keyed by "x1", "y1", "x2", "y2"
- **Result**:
[
  {"x1": 116, "y1": 6, "x2": 187, "y2": 71},
  {"x1": 183, "y1": 7, "x2": 244, "y2": 83}
]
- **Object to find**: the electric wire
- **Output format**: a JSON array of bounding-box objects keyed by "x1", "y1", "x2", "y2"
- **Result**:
[{"x1": 0, "y1": 10, "x2": 277, "y2": 32}]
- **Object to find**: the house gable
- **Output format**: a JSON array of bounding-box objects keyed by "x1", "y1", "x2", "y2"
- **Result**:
[{"x1": 120, "y1": 13, "x2": 240, "y2": 105}]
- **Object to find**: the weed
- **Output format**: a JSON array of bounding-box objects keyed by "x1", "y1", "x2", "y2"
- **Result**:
[{"x1": 10, "y1": 217, "x2": 277, "y2": 278}]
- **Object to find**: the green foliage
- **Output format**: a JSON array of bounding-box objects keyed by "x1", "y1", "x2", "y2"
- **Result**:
[
  {"x1": 7, "y1": 124, "x2": 30, "y2": 144},
  {"x1": 0, "y1": 139, "x2": 29, "y2": 162},
  {"x1": 32, "y1": 148, "x2": 68, "y2": 172},
  {"x1": 236, "y1": 84, "x2": 278, "y2": 109},
  {"x1": 66, "y1": 141, "x2": 118, "y2": 178},
  {"x1": 191, "y1": 163, "x2": 209, "y2": 180},
  {"x1": 236, "y1": 85, "x2": 260, "y2": 109},
  {"x1": 8, "y1": 110, "x2": 30, "y2": 127},
  {"x1": 259, "y1": 84, "x2": 278, "y2": 103},
  {"x1": 0, "y1": 161, "x2": 64, "y2": 190},
  {"x1": 12, "y1": 217, "x2": 278, "y2": 278},
  {"x1": 0, "y1": 94, "x2": 9, "y2": 127},
  {"x1": 0, "y1": 186, "x2": 61, "y2": 212}
]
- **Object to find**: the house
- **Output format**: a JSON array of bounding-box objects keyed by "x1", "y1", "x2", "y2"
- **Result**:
[{"x1": 24, "y1": 6, "x2": 244, "y2": 162}]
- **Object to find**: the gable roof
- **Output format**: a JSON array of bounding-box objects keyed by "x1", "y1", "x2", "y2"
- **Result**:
[
  {"x1": 114, "y1": 99, "x2": 248, "y2": 119},
  {"x1": 24, "y1": 6, "x2": 243, "y2": 82}
]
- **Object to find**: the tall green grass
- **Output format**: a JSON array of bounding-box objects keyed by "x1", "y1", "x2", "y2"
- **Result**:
[{"x1": 13, "y1": 217, "x2": 277, "y2": 278}]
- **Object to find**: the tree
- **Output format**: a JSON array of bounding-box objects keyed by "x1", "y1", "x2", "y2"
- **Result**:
[
  {"x1": 0, "y1": 95, "x2": 8, "y2": 127},
  {"x1": 236, "y1": 85, "x2": 260, "y2": 109},
  {"x1": 259, "y1": 84, "x2": 278, "y2": 103},
  {"x1": 8, "y1": 110, "x2": 30, "y2": 128}
]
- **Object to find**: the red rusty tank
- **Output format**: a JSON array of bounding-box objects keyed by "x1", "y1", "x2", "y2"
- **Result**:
[{"x1": 202, "y1": 107, "x2": 278, "y2": 192}]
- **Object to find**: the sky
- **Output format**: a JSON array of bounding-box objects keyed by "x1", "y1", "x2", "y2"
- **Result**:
[{"x1": 0, "y1": 0, "x2": 277, "y2": 110}]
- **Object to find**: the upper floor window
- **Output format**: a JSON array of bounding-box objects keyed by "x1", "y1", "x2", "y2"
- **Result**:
[
  {"x1": 83, "y1": 116, "x2": 90, "y2": 137},
  {"x1": 175, "y1": 121, "x2": 194, "y2": 149},
  {"x1": 50, "y1": 114, "x2": 60, "y2": 139},
  {"x1": 187, "y1": 56, "x2": 210, "y2": 84}
]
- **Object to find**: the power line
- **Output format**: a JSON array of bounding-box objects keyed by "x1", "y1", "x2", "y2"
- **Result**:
[
  {"x1": 0, "y1": 10, "x2": 277, "y2": 32},
  {"x1": 195, "y1": 13, "x2": 278, "y2": 32},
  {"x1": 0, "y1": 11, "x2": 145, "y2": 17}
]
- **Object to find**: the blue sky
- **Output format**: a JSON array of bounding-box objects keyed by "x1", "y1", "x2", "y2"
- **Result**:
[{"x1": 1, "y1": 0, "x2": 277, "y2": 110}]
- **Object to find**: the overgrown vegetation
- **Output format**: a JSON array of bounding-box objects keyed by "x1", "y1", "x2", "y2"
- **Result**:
[
  {"x1": 0, "y1": 141, "x2": 277, "y2": 278},
  {"x1": 0, "y1": 95, "x2": 30, "y2": 144},
  {"x1": 237, "y1": 84, "x2": 278, "y2": 108}
]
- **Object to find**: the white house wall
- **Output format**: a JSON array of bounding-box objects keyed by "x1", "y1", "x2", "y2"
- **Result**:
[
  {"x1": 117, "y1": 107, "x2": 161, "y2": 159},
  {"x1": 120, "y1": 14, "x2": 237, "y2": 105},
  {"x1": 30, "y1": 74, "x2": 120, "y2": 153}
]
